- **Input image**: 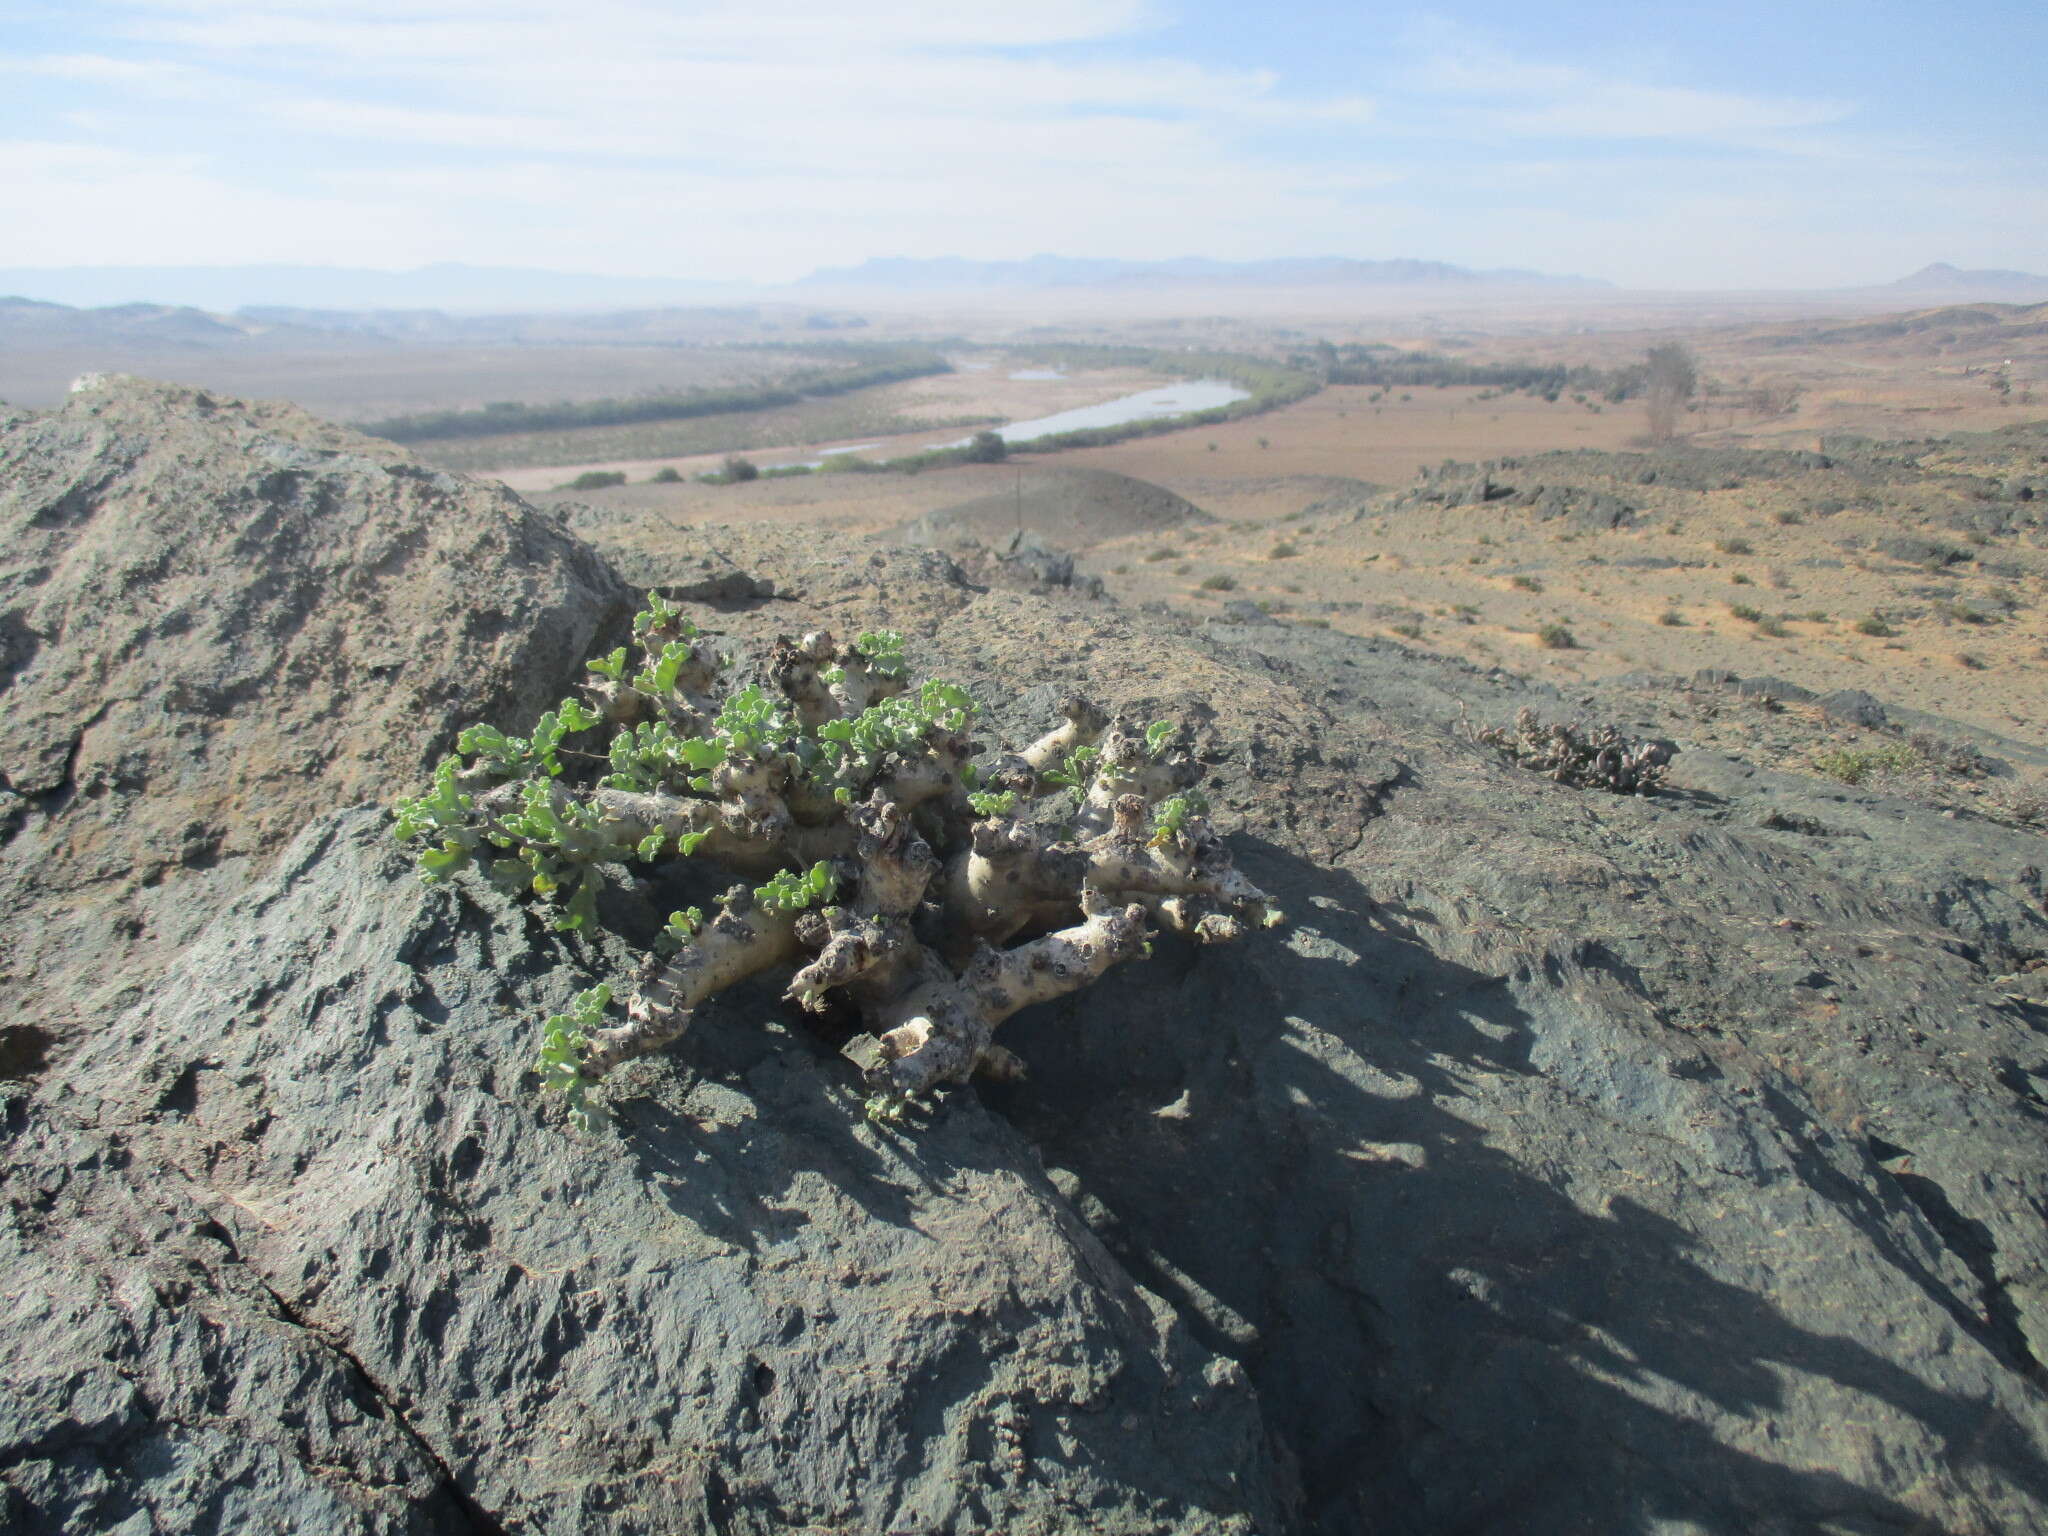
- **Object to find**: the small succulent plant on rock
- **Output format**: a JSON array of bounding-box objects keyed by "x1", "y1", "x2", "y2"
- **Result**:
[
  {"x1": 394, "y1": 596, "x2": 1279, "y2": 1127},
  {"x1": 1474, "y1": 706, "x2": 1676, "y2": 796}
]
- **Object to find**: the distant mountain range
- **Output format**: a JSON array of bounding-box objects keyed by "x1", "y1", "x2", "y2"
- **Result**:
[
  {"x1": 795, "y1": 254, "x2": 1610, "y2": 290},
  {"x1": 1884, "y1": 262, "x2": 2048, "y2": 299},
  {"x1": 6, "y1": 257, "x2": 2044, "y2": 326},
  {"x1": 0, "y1": 254, "x2": 1609, "y2": 313},
  {"x1": 0, "y1": 295, "x2": 267, "y2": 348},
  {"x1": 0, "y1": 262, "x2": 737, "y2": 314}
]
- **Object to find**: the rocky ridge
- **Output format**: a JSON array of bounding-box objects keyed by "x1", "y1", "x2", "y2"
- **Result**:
[{"x1": 4, "y1": 377, "x2": 2048, "y2": 1534}]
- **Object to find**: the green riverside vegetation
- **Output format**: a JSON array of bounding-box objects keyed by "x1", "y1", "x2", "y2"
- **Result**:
[{"x1": 361, "y1": 346, "x2": 952, "y2": 443}]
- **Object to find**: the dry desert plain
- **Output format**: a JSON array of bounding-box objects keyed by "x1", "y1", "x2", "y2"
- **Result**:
[{"x1": 504, "y1": 305, "x2": 2046, "y2": 810}]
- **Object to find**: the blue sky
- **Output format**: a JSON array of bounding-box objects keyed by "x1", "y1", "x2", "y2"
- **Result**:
[{"x1": 3, "y1": 0, "x2": 2043, "y2": 288}]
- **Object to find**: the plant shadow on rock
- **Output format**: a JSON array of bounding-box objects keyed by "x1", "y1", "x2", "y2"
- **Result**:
[
  {"x1": 605, "y1": 972, "x2": 939, "y2": 1250},
  {"x1": 988, "y1": 834, "x2": 2048, "y2": 1536}
]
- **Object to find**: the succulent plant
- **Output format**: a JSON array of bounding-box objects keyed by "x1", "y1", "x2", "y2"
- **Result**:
[{"x1": 394, "y1": 599, "x2": 1279, "y2": 1126}]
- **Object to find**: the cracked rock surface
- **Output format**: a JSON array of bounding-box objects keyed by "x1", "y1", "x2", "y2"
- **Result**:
[{"x1": 6, "y1": 379, "x2": 2048, "y2": 1533}]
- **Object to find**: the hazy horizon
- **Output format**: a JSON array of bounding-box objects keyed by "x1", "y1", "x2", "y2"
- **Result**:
[
  {"x1": 6, "y1": 1, "x2": 2046, "y2": 292},
  {"x1": 8, "y1": 252, "x2": 2048, "y2": 318}
]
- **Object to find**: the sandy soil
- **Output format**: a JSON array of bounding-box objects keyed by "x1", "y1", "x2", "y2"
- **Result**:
[
  {"x1": 531, "y1": 301, "x2": 2048, "y2": 754},
  {"x1": 1090, "y1": 437, "x2": 2048, "y2": 752}
]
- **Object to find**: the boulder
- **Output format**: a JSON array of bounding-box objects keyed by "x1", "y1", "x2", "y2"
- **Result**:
[{"x1": 0, "y1": 375, "x2": 633, "y2": 1054}]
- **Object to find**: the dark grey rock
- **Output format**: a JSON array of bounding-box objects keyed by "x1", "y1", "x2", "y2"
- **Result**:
[
  {"x1": 46, "y1": 811, "x2": 1285, "y2": 1536},
  {"x1": 0, "y1": 376, "x2": 634, "y2": 1057},
  {"x1": 1733, "y1": 674, "x2": 1817, "y2": 704},
  {"x1": 943, "y1": 603, "x2": 2048, "y2": 1535},
  {"x1": 12, "y1": 385, "x2": 2048, "y2": 1536},
  {"x1": 2, "y1": 1086, "x2": 468, "y2": 1535},
  {"x1": 1821, "y1": 689, "x2": 1891, "y2": 728}
]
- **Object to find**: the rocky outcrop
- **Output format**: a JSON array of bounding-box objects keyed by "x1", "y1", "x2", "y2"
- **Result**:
[
  {"x1": 896, "y1": 466, "x2": 1208, "y2": 552},
  {"x1": 2, "y1": 1085, "x2": 471, "y2": 1535},
  {"x1": 44, "y1": 809, "x2": 1284, "y2": 1534},
  {"x1": 6, "y1": 382, "x2": 2048, "y2": 1533},
  {"x1": 0, "y1": 375, "x2": 633, "y2": 1053}
]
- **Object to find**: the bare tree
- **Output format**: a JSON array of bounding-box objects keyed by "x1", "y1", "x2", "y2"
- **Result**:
[{"x1": 1645, "y1": 342, "x2": 1699, "y2": 440}]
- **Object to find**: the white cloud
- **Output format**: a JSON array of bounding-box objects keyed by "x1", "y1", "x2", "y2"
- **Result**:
[
  {"x1": 1405, "y1": 28, "x2": 1852, "y2": 148},
  {"x1": 0, "y1": 139, "x2": 439, "y2": 267},
  {"x1": 4, "y1": 2, "x2": 2042, "y2": 286}
]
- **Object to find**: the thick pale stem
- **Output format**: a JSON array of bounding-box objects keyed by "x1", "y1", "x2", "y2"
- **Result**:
[
  {"x1": 1080, "y1": 811, "x2": 1273, "y2": 925},
  {"x1": 1077, "y1": 722, "x2": 1198, "y2": 834},
  {"x1": 828, "y1": 654, "x2": 907, "y2": 717},
  {"x1": 942, "y1": 819, "x2": 1087, "y2": 946},
  {"x1": 873, "y1": 737, "x2": 975, "y2": 812},
  {"x1": 849, "y1": 899, "x2": 1151, "y2": 1098},
  {"x1": 848, "y1": 793, "x2": 939, "y2": 916},
  {"x1": 588, "y1": 787, "x2": 852, "y2": 874},
  {"x1": 770, "y1": 632, "x2": 838, "y2": 728},
  {"x1": 584, "y1": 892, "x2": 802, "y2": 1078},
  {"x1": 786, "y1": 908, "x2": 905, "y2": 1010},
  {"x1": 1020, "y1": 695, "x2": 1109, "y2": 771}
]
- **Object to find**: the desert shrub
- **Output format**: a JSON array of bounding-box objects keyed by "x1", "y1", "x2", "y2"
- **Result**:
[
  {"x1": 564, "y1": 470, "x2": 627, "y2": 491},
  {"x1": 1990, "y1": 776, "x2": 2048, "y2": 825},
  {"x1": 1474, "y1": 707, "x2": 1674, "y2": 794},
  {"x1": 1755, "y1": 616, "x2": 1790, "y2": 638},
  {"x1": 721, "y1": 454, "x2": 760, "y2": 483},
  {"x1": 1144, "y1": 548, "x2": 1175, "y2": 562},
  {"x1": 1270, "y1": 541, "x2": 1299, "y2": 559},
  {"x1": 1511, "y1": 573, "x2": 1543, "y2": 592},
  {"x1": 1200, "y1": 573, "x2": 1238, "y2": 592},
  {"x1": 1907, "y1": 732, "x2": 1992, "y2": 777},
  {"x1": 1537, "y1": 623, "x2": 1576, "y2": 650},
  {"x1": 1813, "y1": 742, "x2": 1920, "y2": 785},
  {"x1": 1716, "y1": 538, "x2": 1753, "y2": 555},
  {"x1": 1390, "y1": 622, "x2": 1423, "y2": 640},
  {"x1": 650, "y1": 466, "x2": 683, "y2": 483},
  {"x1": 1729, "y1": 603, "x2": 1764, "y2": 622},
  {"x1": 817, "y1": 453, "x2": 878, "y2": 474},
  {"x1": 964, "y1": 429, "x2": 1008, "y2": 464},
  {"x1": 391, "y1": 602, "x2": 1277, "y2": 1128},
  {"x1": 1933, "y1": 600, "x2": 1995, "y2": 625},
  {"x1": 1854, "y1": 615, "x2": 1894, "y2": 636},
  {"x1": 1729, "y1": 572, "x2": 1754, "y2": 585},
  {"x1": 1658, "y1": 610, "x2": 1686, "y2": 626}
]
